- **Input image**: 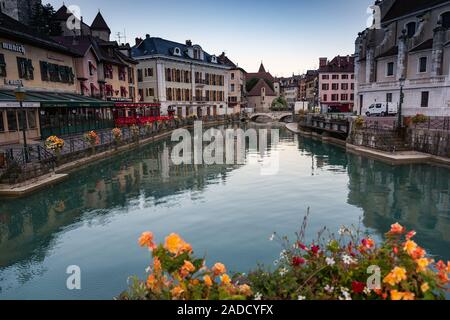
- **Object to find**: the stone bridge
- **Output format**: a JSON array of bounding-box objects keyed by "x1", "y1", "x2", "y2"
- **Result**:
[{"x1": 248, "y1": 112, "x2": 293, "y2": 123}]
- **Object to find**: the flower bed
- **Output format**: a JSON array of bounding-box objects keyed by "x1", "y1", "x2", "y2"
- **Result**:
[{"x1": 120, "y1": 221, "x2": 449, "y2": 300}]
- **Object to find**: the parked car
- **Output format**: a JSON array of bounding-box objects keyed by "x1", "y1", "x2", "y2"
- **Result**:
[{"x1": 365, "y1": 103, "x2": 398, "y2": 117}]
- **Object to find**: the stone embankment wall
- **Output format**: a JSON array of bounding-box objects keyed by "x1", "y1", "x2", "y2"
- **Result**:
[{"x1": 408, "y1": 128, "x2": 450, "y2": 157}]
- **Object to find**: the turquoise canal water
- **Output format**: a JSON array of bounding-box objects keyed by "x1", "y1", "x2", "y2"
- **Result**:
[{"x1": 0, "y1": 124, "x2": 449, "y2": 299}]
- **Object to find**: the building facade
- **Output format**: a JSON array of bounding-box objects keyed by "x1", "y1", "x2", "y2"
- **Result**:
[
  {"x1": 318, "y1": 56, "x2": 355, "y2": 113},
  {"x1": 355, "y1": 0, "x2": 450, "y2": 116},
  {"x1": 304, "y1": 70, "x2": 319, "y2": 111},
  {"x1": 132, "y1": 36, "x2": 230, "y2": 117},
  {"x1": 218, "y1": 52, "x2": 246, "y2": 114},
  {"x1": 245, "y1": 62, "x2": 279, "y2": 112}
]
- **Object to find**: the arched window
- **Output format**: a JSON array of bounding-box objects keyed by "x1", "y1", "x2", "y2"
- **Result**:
[
  {"x1": 441, "y1": 11, "x2": 450, "y2": 29},
  {"x1": 173, "y1": 47, "x2": 181, "y2": 56},
  {"x1": 406, "y1": 22, "x2": 416, "y2": 38}
]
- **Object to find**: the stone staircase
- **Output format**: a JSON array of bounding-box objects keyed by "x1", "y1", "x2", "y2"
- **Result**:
[{"x1": 349, "y1": 129, "x2": 411, "y2": 153}]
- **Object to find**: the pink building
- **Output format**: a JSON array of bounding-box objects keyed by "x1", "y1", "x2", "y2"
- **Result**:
[{"x1": 318, "y1": 55, "x2": 355, "y2": 113}]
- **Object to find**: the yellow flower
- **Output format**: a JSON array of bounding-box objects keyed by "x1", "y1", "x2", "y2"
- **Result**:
[
  {"x1": 383, "y1": 267, "x2": 407, "y2": 286},
  {"x1": 220, "y1": 274, "x2": 231, "y2": 285},
  {"x1": 146, "y1": 274, "x2": 159, "y2": 292},
  {"x1": 421, "y1": 283, "x2": 430, "y2": 293},
  {"x1": 171, "y1": 286, "x2": 185, "y2": 299},
  {"x1": 180, "y1": 260, "x2": 196, "y2": 278},
  {"x1": 239, "y1": 284, "x2": 253, "y2": 297},
  {"x1": 212, "y1": 263, "x2": 227, "y2": 276},
  {"x1": 203, "y1": 275, "x2": 213, "y2": 287},
  {"x1": 404, "y1": 240, "x2": 418, "y2": 256},
  {"x1": 416, "y1": 258, "x2": 430, "y2": 273},
  {"x1": 402, "y1": 292, "x2": 415, "y2": 300}
]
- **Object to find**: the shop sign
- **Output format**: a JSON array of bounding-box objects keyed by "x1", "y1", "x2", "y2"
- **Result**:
[{"x1": 1, "y1": 42, "x2": 25, "y2": 55}]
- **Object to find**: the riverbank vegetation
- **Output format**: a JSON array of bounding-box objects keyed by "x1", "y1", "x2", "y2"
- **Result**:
[{"x1": 119, "y1": 217, "x2": 449, "y2": 300}]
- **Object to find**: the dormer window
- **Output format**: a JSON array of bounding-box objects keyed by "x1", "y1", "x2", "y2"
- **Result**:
[
  {"x1": 211, "y1": 56, "x2": 217, "y2": 63},
  {"x1": 173, "y1": 47, "x2": 181, "y2": 56},
  {"x1": 441, "y1": 12, "x2": 450, "y2": 29},
  {"x1": 193, "y1": 47, "x2": 202, "y2": 60},
  {"x1": 406, "y1": 21, "x2": 417, "y2": 38}
]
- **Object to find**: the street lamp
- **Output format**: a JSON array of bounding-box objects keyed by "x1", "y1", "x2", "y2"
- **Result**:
[
  {"x1": 397, "y1": 77, "x2": 405, "y2": 130},
  {"x1": 14, "y1": 85, "x2": 28, "y2": 162}
]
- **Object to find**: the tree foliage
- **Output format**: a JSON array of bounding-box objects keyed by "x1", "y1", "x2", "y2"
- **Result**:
[{"x1": 29, "y1": 3, "x2": 62, "y2": 37}]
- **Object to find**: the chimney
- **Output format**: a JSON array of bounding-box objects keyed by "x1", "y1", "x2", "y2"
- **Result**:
[
  {"x1": 186, "y1": 40, "x2": 192, "y2": 46},
  {"x1": 319, "y1": 57, "x2": 327, "y2": 67},
  {"x1": 135, "y1": 37, "x2": 143, "y2": 46},
  {"x1": 146, "y1": 34, "x2": 150, "y2": 39}
]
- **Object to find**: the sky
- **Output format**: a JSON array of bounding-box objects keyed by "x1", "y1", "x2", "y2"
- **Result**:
[{"x1": 47, "y1": 0, "x2": 374, "y2": 77}]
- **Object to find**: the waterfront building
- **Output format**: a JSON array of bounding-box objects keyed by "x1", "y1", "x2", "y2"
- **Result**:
[
  {"x1": 0, "y1": 11, "x2": 115, "y2": 145},
  {"x1": 218, "y1": 52, "x2": 246, "y2": 114},
  {"x1": 131, "y1": 36, "x2": 230, "y2": 117},
  {"x1": 318, "y1": 55, "x2": 355, "y2": 113},
  {"x1": 245, "y1": 62, "x2": 279, "y2": 112},
  {"x1": 304, "y1": 69, "x2": 319, "y2": 111},
  {"x1": 355, "y1": 0, "x2": 450, "y2": 116}
]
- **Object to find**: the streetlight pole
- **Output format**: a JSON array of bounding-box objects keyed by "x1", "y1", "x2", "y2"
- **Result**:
[
  {"x1": 397, "y1": 77, "x2": 405, "y2": 130},
  {"x1": 14, "y1": 85, "x2": 28, "y2": 162}
]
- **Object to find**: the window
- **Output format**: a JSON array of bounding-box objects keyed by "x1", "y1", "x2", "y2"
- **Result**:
[
  {"x1": 323, "y1": 94, "x2": 328, "y2": 102},
  {"x1": 332, "y1": 75, "x2": 339, "y2": 80},
  {"x1": 351, "y1": 83, "x2": 354, "y2": 90},
  {"x1": 419, "y1": 57, "x2": 427, "y2": 73},
  {"x1": 322, "y1": 75, "x2": 329, "y2": 80},
  {"x1": 442, "y1": 12, "x2": 450, "y2": 29},
  {"x1": 104, "y1": 64, "x2": 113, "y2": 79},
  {"x1": 17, "y1": 57, "x2": 34, "y2": 80},
  {"x1": 138, "y1": 69, "x2": 143, "y2": 82},
  {"x1": 322, "y1": 84, "x2": 329, "y2": 90},
  {"x1": 7, "y1": 111, "x2": 17, "y2": 131},
  {"x1": 350, "y1": 93, "x2": 354, "y2": 101},
  {"x1": 165, "y1": 68, "x2": 172, "y2": 82},
  {"x1": 421, "y1": 91, "x2": 429, "y2": 108},
  {"x1": 119, "y1": 67, "x2": 126, "y2": 81},
  {"x1": 386, "y1": 93, "x2": 393, "y2": 103},
  {"x1": 147, "y1": 68, "x2": 153, "y2": 77},
  {"x1": 231, "y1": 73, "x2": 235, "y2": 80},
  {"x1": 341, "y1": 74, "x2": 349, "y2": 79},
  {"x1": 0, "y1": 54, "x2": 6, "y2": 77},
  {"x1": 341, "y1": 83, "x2": 349, "y2": 90},
  {"x1": 332, "y1": 83, "x2": 339, "y2": 90},
  {"x1": 0, "y1": 111, "x2": 4, "y2": 132},
  {"x1": 351, "y1": 74, "x2": 355, "y2": 79},
  {"x1": 27, "y1": 110, "x2": 36, "y2": 129},
  {"x1": 231, "y1": 84, "x2": 235, "y2": 92},
  {"x1": 88, "y1": 61, "x2": 95, "y2": 76},
  {"x1": 331, "y1": 94, "x2": 339, "y2": 101},
  {"x1": 138, "y1": 89, "x2": 144, "y2": 101},
  {"x1": 341, "y1": 94, "x2": 348, "y2": 100},
  {"x1": 406, "y1": 22, "x2": 416, "y2": 38},
  {"x1": 387, "y1": 62, "x2": 394, "y2": 76}
]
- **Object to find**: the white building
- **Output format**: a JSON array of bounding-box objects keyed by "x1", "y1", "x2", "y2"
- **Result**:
[
  {"x1": 355, "y1": 0, "x2": 450, "y2": 116},
  {"x1": 132, "y1": 36, "x2": 231, "y2": 117}
]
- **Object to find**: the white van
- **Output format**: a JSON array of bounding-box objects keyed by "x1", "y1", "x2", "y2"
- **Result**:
[{"x1": 365, "y1": 103, "x2": 398, "y2": 117}]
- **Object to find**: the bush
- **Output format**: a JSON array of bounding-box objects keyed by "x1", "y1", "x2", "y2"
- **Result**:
[
  {"x1": 121, "y1": 221, "x2": 450, "y2": 300},
  {"x1": 412, "y1": 114, "x2": 428, "y2": 124},
  {"x1": 354, "y1": 116, "x2": 365, "y2": 128}
]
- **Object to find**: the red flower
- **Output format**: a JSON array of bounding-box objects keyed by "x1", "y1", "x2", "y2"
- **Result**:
[
  {"x1": 310, "y1": 245, "x2": 320, "y2": 255},
  {"x1": 297, "y1": 242, "x2": 309, "y2": 251},
  {"x1": 292, "y1": 257, "x2": 306, "y2": 267},
  {"x1": 351, "y1": 281, "x2": 366, "y2": 294},
  {"x1": 393, "y1": 247, "x2": 399, "y2": 255}
]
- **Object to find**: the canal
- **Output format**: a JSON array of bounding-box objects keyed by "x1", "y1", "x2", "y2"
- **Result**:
[{"x1": 0, "y1": 123, "x2": 449, "y2": 299}]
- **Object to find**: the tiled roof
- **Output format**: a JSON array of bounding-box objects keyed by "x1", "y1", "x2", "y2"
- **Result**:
[
  {"x1": 91, "y1": 12, "x2": 110, "y2": 32},
  {"x1": 382, "y1": 0, "x2": 448, "y2": 22},
  {"x1": 410, "y1": 39, "x2": 433, "y2": 52},
  {"x1": 0, "y1": 12, "x2": 79, "y2": 57},
  {"x1": 132, "y1": 37, "x2": 225, "y2": 67},
  {"x1": 54, "y1": 5, "x2": 71, "y2": 21},
  {"x1": 247, "y1": 79, "x2": 276, "y2": 97},
  {"x1": 318, "y1": 56, "x2": 354, "y2": 73},
  {"x1": 245, "y1": 72, "x2": 275, "y2": 83},
  {"x1": 258, "y1": 62, "x2": 266, "y2": 73}
]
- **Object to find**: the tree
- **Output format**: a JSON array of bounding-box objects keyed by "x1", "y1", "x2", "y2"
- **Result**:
[
  {"x1": 271, "y1": 97, "x2": 289, "y2": 111},
  {"x1": 29, "y1": 3, "x2": 62, "y2": 37}
]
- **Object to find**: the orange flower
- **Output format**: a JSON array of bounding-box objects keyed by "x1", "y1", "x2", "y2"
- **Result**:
[
  {"x1": 411, "y1": 247, "x2": 426, "y2": 260},
  {"x1": 403, "y1": 240, "x2": 418, "y2": 256},
  {"x1": 447, "y1": 261, "x2": 450, "y2": 273},
  {"x1": 164, "y1": 233, "x2": 192, "y2": 256},
  {"x1": 421, "y1": 283, "x2": 430, "y2": 293},
  {"x1": 406, "y1": 230, "x2": 416, "y2": 240},
  {"x1": 390, "y1": 290, "x2": 415, "y2": 301},
  {"x1": 239, "y1": 284, "x2": 253, "y2": 296},
  {"x1": 203, "y1": 275, "x2": 213, "y2": 287},
  {"x1": 146, "y1": 274, "x2": 158, "y2": 292},
  {"x1": 212, "y1": 263, "x2": 227, "y2": 276},
  {"x1": 416, "y1": 258, "x2": 430, "y2": 273},
  {"x1": 153, "y1": 257, "x2": 162, "y2": 274},
  {"x1": 139, "y1": 231, "x2": 156, "y2": 250},
  {"x1": 390, "y1": 223, "x2": 405, "y2": 234},
  {"x1": 171, "y1": 286, "x2": 185, "y2": 299},
  {"x1": 180, "y1": 260, "x2": 196, "y2": 278},
  {"x1": 220, "y1": 274, "x2": 231, "y2": 285}
]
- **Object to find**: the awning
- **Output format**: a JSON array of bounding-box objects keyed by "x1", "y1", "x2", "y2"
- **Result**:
[{"x1": 0, "y1": 89, "x2": 113, "y2": 108}]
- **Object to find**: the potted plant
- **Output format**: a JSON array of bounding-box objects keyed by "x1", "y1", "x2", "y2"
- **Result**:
[
  {"x1": 111, "y1": 128, "x2": 122, "y2": 150},
  {"x1": 45, "y1": 135, "x2": 65, "y2": 163},
  {"x1": 84, "y1": 130, "x2": 99, "y2": 155}
]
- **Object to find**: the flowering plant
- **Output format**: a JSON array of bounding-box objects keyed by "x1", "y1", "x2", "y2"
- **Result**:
[
  {"x1": 249, "y1": 218, "x2": 449, "y2": 300},
  {"x1": 412, "y1": 113, "x2": 428, "y2": 124},
  {"x1": 119, "y1": 232, "x2": 253, "y2": 300},
  {"x1": 84, "y1": 130, "x2": 99, "y2": 146},
  {"x1": 45, "y1": 136, "x2": 64, "y2": 152},
  {"x1": 112, "y1": 128, "x2": 122, "y2": 141},
  {"x1": 354, "y1": 116, "x2": 365, "y2": 128}
]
